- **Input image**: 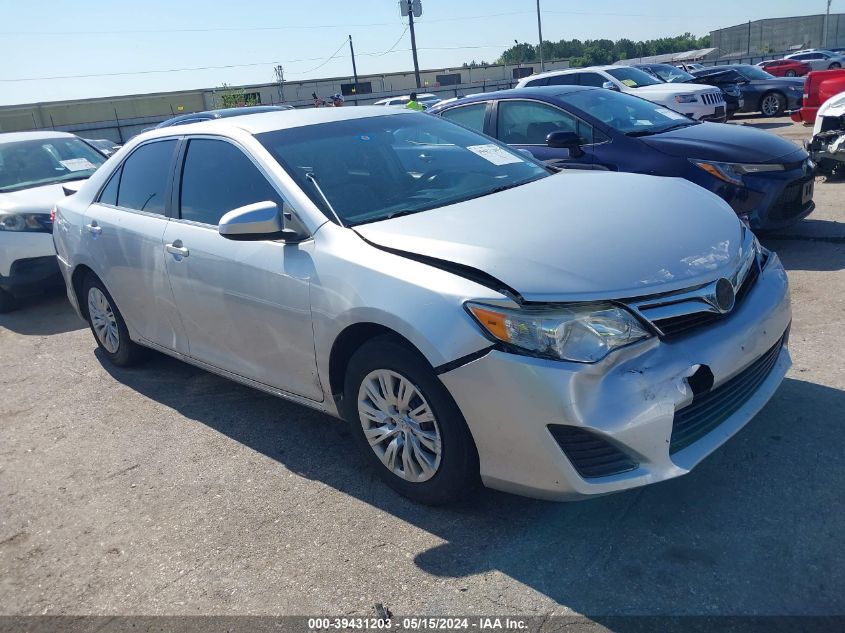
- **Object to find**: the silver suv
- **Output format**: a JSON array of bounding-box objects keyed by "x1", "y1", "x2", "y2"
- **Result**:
[{"x1": 54, "y1": 108, "x2": 792, "y2": 504}]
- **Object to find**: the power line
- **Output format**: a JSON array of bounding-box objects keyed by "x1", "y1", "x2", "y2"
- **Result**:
[{"x1": 287, "y1": 38, "x2": 349, "y2": 76}]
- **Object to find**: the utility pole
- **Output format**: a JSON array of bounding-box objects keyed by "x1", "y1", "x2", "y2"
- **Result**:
[
  {"x1": 824, "y1": 0, "x2": 832, "y2": 48},
  {"x1": 348, "y1": 35, "x2": 359, "y2": 105},
  {"x1": 407, "y1": 0, "x2": 422, "y2": 89},
  {"x1": 536, "y1": 0, "x2": 545, "y2": 72},
  {"x1": 747, "y1": 20, "x2": 752, "y2": 55}
]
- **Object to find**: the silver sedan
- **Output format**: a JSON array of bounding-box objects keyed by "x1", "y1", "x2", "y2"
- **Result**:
[{"x1": 53, "y1": 107, "x2": 791, "y2": 504}]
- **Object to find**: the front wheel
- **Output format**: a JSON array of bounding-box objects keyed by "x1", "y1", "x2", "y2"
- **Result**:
[
  {"x1": 83, "y1": 274, "x2": 146, "y2": 367},
  {"x1": 344, "y1": 336, "x2": 480, "y2": 505},
  {"x1": 829, "y1": 62, "x2": 842, "y2": 69},
  {"x1": 760, "y1": 92, "x2": 786, "y2": 117}
]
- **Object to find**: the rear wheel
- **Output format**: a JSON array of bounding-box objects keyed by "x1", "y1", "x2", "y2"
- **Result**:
[
  {"x1": 760, "y1": 92, "x2": 786, "y2": 117},
  {"x1": 343, "y1": 336, "x2": 480, "y2": 505},
  {"x1": 0, "y1": 288, "x2": 17, "y2": 313},
  {"x1": 83, "y1": 274, "x2": 146, "y2": 367},
  {"x1": 785, "y1": 69, "x2": 797, "y2": 77}
]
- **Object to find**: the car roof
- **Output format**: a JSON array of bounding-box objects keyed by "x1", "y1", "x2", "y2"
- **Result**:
[
  {"x1": 431, "y1": 85, "x2": 593, "y2": 109},
  {"x1": 138, "y1": 106, "x2": 413, "y2": 140},
  {"x1": 158, "y1": 105, "x2": 292, "y2": 127},
  {"x1": 524, "y1": 66, "x2": 615, "y2": 80},
  {"x1": 0, "y1": 130, "x2": 77, "y2": 145}
]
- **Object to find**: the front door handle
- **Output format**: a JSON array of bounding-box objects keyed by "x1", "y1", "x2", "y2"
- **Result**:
[
  {"x1": 85, "y1": 222, "x2": 102, "y2": 236},
  {"x1": 165, "y1": 241, "x2": 189, "y2": 258}
]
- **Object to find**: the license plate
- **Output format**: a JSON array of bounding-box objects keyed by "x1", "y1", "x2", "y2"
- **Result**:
[{"x1": 801, "y1": 180, "x2": 814, "y2": 204}]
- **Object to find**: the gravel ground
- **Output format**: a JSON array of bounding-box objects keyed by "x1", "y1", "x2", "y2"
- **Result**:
[{"x1": 1, "y1": 117, "x2": 843, "y2": 620}]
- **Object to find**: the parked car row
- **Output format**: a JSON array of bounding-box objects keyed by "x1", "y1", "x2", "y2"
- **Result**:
[{"x1": 3, "y1": 89, "x2": 809, "y2": 505}]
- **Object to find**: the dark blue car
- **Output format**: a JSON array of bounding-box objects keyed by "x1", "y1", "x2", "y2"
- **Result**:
[{"x1": 429, "y1": 86, "x2": 814, "y2": 231}]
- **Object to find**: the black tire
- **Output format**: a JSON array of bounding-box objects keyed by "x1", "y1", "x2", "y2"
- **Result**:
[
  {"x1": 759, "y1": 91, "x2": 786, "y2": 117},
  {"x1": 829, "y1": 62, "x2": 842, "y2": 69},
  {"x1": 785, "y1": 69, "x2": 797, "y2": 77},
  {"x1": 0, "y1": 287, "x2": 17, "y2": 313},
  {"x1": 343, "y1": 336, "x2": 480, "y2": 505},
  {"x1": 82, "y1": 273, "x2": 146, "y2": 367}
]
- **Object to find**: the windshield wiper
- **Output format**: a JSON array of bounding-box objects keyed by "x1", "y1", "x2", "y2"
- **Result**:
[
  {"x1": 305, "y1": 172, "x2": 345, "y2": 227},
  {"x1": 626, "y1": 129, "x2": 660, "y2": 137}
]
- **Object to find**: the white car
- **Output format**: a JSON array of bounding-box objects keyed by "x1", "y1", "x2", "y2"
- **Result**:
[
  {"x1": 0, "y1": 131, "x2": 107, "y2": 312},
  {"x1": 373, "y1": 93, "x2": 441, "y2": 109},
  {"x1": 517, "y1": 66, "x2": 727, "y2": 121},
  {"x1": 785, "y1": 50, "x2": 845, "y2": 71}
]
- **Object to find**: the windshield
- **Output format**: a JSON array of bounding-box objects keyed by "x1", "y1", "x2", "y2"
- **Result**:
[
  {"x1": 564, "y1": 89, "x2": 697, "y2": 136},
  {"x1": 605, "y1": 67, "x2": 663, "y2": 88},
  {"x1": 0, "y1": 137, "x2": 106, "y2": 193},
  {"x1": 646, "y1": 65, "x2": 695, "y2": 83},
  {"x1": 734, "y1": 65, "x2": 775, "y2": 80},
  {"x1": 257, "y1": 113, "x2": 548, "y2": 226}
]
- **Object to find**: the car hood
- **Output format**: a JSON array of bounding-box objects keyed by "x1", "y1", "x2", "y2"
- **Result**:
[
  {"x1": 641, "y1": 121, "x2": 807, "y2": 162},
  {"x1": 354, "y1": 172, "x2": 744, "y2": 303},
  {"x1": 0, "y1": 181, "x2": 84, "y2": 213},
  {"x1": 629, "y1": 83, "x2": 712, "y2": 98}
]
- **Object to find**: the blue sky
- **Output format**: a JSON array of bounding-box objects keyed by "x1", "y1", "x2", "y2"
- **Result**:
[{"x1": 0, "y1": 0, "x2": 822, "y2": 106}]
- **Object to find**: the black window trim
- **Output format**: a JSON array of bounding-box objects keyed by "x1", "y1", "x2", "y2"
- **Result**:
[
  {"x1": 171, "y1": 133, "x2": 306, "y2": 232},
  {"x1": 93, "y1": 137, "x2": 181, "y2": 219},
  {"x1": 490, "y1": 97, "x2": 610, "y2": 148}
]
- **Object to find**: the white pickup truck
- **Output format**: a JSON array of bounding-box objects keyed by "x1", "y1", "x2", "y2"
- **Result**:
[{"x1": 517, "y1": 65, "x2": 727, "y2": 122}]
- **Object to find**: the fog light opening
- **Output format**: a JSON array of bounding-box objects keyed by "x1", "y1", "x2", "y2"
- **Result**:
[{"x1": 687, "y1": 364, "x2": 714, "y2": 396}]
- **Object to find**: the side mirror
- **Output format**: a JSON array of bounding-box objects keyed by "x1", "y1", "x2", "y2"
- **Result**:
[
  {"x1": 546, "y1": 130, "x2": 585, "y2": 157},
  {"x1": 218, "y1": 200, "x2": 306, "y2": 242},
  {"x1": 602, "y1": 81, "x2": 620, "y2": 92}
]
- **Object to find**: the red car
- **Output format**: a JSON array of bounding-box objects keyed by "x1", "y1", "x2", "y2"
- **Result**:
[
  {"x1": 757, "y1": 59, "x2": 812, "y2": 77},
  {"x1": 791, "y1": 69, "x2": 845, "y2": 124}
]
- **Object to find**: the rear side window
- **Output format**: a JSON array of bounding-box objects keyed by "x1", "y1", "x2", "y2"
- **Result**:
[
  {"x1": 440, "y1": 103, "x2": 487, "y2": 133},
  {"x1": 179, "y1": 138, "x2": 283, "y2": 226},
  {"x1": 116, "y1": 140, "x2": 177, "y2": 214},
  {"x1": 547, "y1": 74, "x2": 579, "y2": 86},
  {"x1": 523, "y1": 77, "x2": 549, "y2": 87}
]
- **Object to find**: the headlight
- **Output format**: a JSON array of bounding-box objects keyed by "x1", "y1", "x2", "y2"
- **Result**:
[
  {"x1": 674, "y1": 94, "x2": 698, "y2": 103},
  {"x1": 788, "y1": 85, "x2": 802, "y2": 91},
  {"x1": 0, "y1": 212, "x2": 52, "y2": 232},
  {"x1": 466, "y1": 302, "x2": 651, "y2": 363},
  {"x1": 690, "y1": 159, "x2": 785, "y2": 186}
]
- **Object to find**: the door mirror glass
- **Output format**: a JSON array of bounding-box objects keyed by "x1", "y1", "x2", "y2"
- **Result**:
[
  {"x1": 546, "y1": 131, "x2": 585, "y2": 157},
  {"x1": 218, "y1": 200, "x2": 304, "y2": 242},
  {"x1": 602, "y1": 81, "x2": 620, "y2": 92}
]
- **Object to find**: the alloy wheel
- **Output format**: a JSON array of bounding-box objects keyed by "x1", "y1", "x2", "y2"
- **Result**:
[
  {"x1": 786, "y1": 70, "x2": 796, "y2": 77},
  {"x1": 357, "y1": 369, "x2": 442, "y2": 483},
  {"x1": 761, "y1": 94, "x2": 781, "y2": 116},
  {"x1": 87, "y1": 287, "x2": 120, "y2": 353}
]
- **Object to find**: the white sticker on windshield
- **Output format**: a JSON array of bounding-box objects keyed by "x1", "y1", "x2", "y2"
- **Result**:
[
  {"x1": 60, "y1": 158, "x2": 96, "y2": 172},
  {"x1": 655, "y1": 108, "x2": 688, "y2": 120},
  {"x1": 466, "y1": 144, "x2": 523, "y2": 165}
]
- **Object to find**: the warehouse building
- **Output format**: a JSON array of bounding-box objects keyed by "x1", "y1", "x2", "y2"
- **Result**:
[
  {"x1": 710, "y1": 13, "x2": 845, "y2": 55},
  {"x1": 0, "y1": 59, "x2": 570, "y2": 142}
]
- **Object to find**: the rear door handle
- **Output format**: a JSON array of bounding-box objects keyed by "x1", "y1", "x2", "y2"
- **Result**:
[
  {"x1": 85, "y1": 222, "x2": 102, "y2": 236},
  {"x1": 165, "y1": 241, "x2": 189, "y2": 258}
]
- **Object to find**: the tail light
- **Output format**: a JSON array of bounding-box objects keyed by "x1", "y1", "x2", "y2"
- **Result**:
[{"x1": 50, "y1": 206, "x2": 57, "y2": 223}]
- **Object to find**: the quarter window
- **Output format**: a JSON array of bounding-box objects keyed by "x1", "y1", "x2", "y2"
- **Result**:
[
  {"x1": 116, "y1": 140, "x2": 177, "y2": 214},
  {"x1": 98, "y1": 166, "x2": 121, "y2": 206},
  {"x1": 496, "y1": 100, "x2": 593, "y2": 145},
  {"x1": 179, "y1": 138, "x2": 283, "y2": 226},
  {"x1": 440, "y1": 103, "x2": 487, "y2": 133}
]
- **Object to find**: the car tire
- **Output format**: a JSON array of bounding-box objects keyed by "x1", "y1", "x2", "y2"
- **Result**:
[
  {"x1": 760, "y1": 92, "x2": 786, "y2": 117},
  {"x1": 82, "y1": 273, "x2": 146, "y2": 367},
  {"x1": 829, "y1": 62, "x2": 842, "y2": 69},
  {"x1": 0, "y1": 287, "x2": 17, "y2": 313},
  {"x1": 786, "y1": 69, "x2": 797, "y2": 77},
  {"x1": 343, "y1": 335, "x2": 480, "y2": 505}
]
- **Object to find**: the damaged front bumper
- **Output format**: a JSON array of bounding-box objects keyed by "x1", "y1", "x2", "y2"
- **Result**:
[
  {"x1": 808, "y1": 128, "x2": 845, "y2": 174},
  {"x1": 440, "y1": 253, "x2": 791, "y2": 501}
]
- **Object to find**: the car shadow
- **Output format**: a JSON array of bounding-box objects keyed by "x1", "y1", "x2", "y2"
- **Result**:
[
  {"x1": 96, "y1": 350, "x2": 845, "y2": 616},
  {"x1": 0, "y1": 287, "x2": 86, "y2": 336},
  {"x1": 761, "y1": 223, "x2": 845, "y2": 272}
]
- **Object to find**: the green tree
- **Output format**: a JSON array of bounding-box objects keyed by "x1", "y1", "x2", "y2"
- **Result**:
[{"x1": 214, "y1": 83, "x2": 259, "y2": 109}]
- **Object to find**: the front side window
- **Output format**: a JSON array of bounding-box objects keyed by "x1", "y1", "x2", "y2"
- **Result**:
[
  {"x1": 0, "y1": 137, "x2": 106, "y2": 193},
  {"x1": 605, "y1": 67, "x2": 662, "y2": 88},
  {"x1": 647, "y1": 65, "x2": 695, "y2": 83},
  {"x1": 546, "y1": 74, "x2": 579, "y2": 86},
  {"x1": 578, "y1": 73, "x2": 608, "y2": 87},
  {"x1": 496, "y1": 100, "x2": 593, "y2": 145},
  {"x1": 179, "y1": 139, "x2": 283, "y2": 226},
  {"x1": 735, "y1": 65, "x2": 774, "y2": 80},
  {"x1": 440, "y1": 103, "x2": 487, "y2": 133},
  {"x1": 116, "y1": 140, "x2": 177, "y2": 214},
  {"x1": 257, "y1": 113, "x2": 548, "y2": 226}
]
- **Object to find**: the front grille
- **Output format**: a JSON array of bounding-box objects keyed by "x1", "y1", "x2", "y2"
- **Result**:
[
  {"x1": 669, "y1": 333, "x2": 786, "y2": 454},
  {"x1": 649, "y1": 259, "x2": 760, "y2": 338},
  {"x1": 770, "y1": 176, "x2": 813, "y2": 221},
  {"x1": 548, "y1": 425, "x2": 638, "y2": 478},
  {"x1": 701, "y1": 91, "x2": 724, "y2": 105}
]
